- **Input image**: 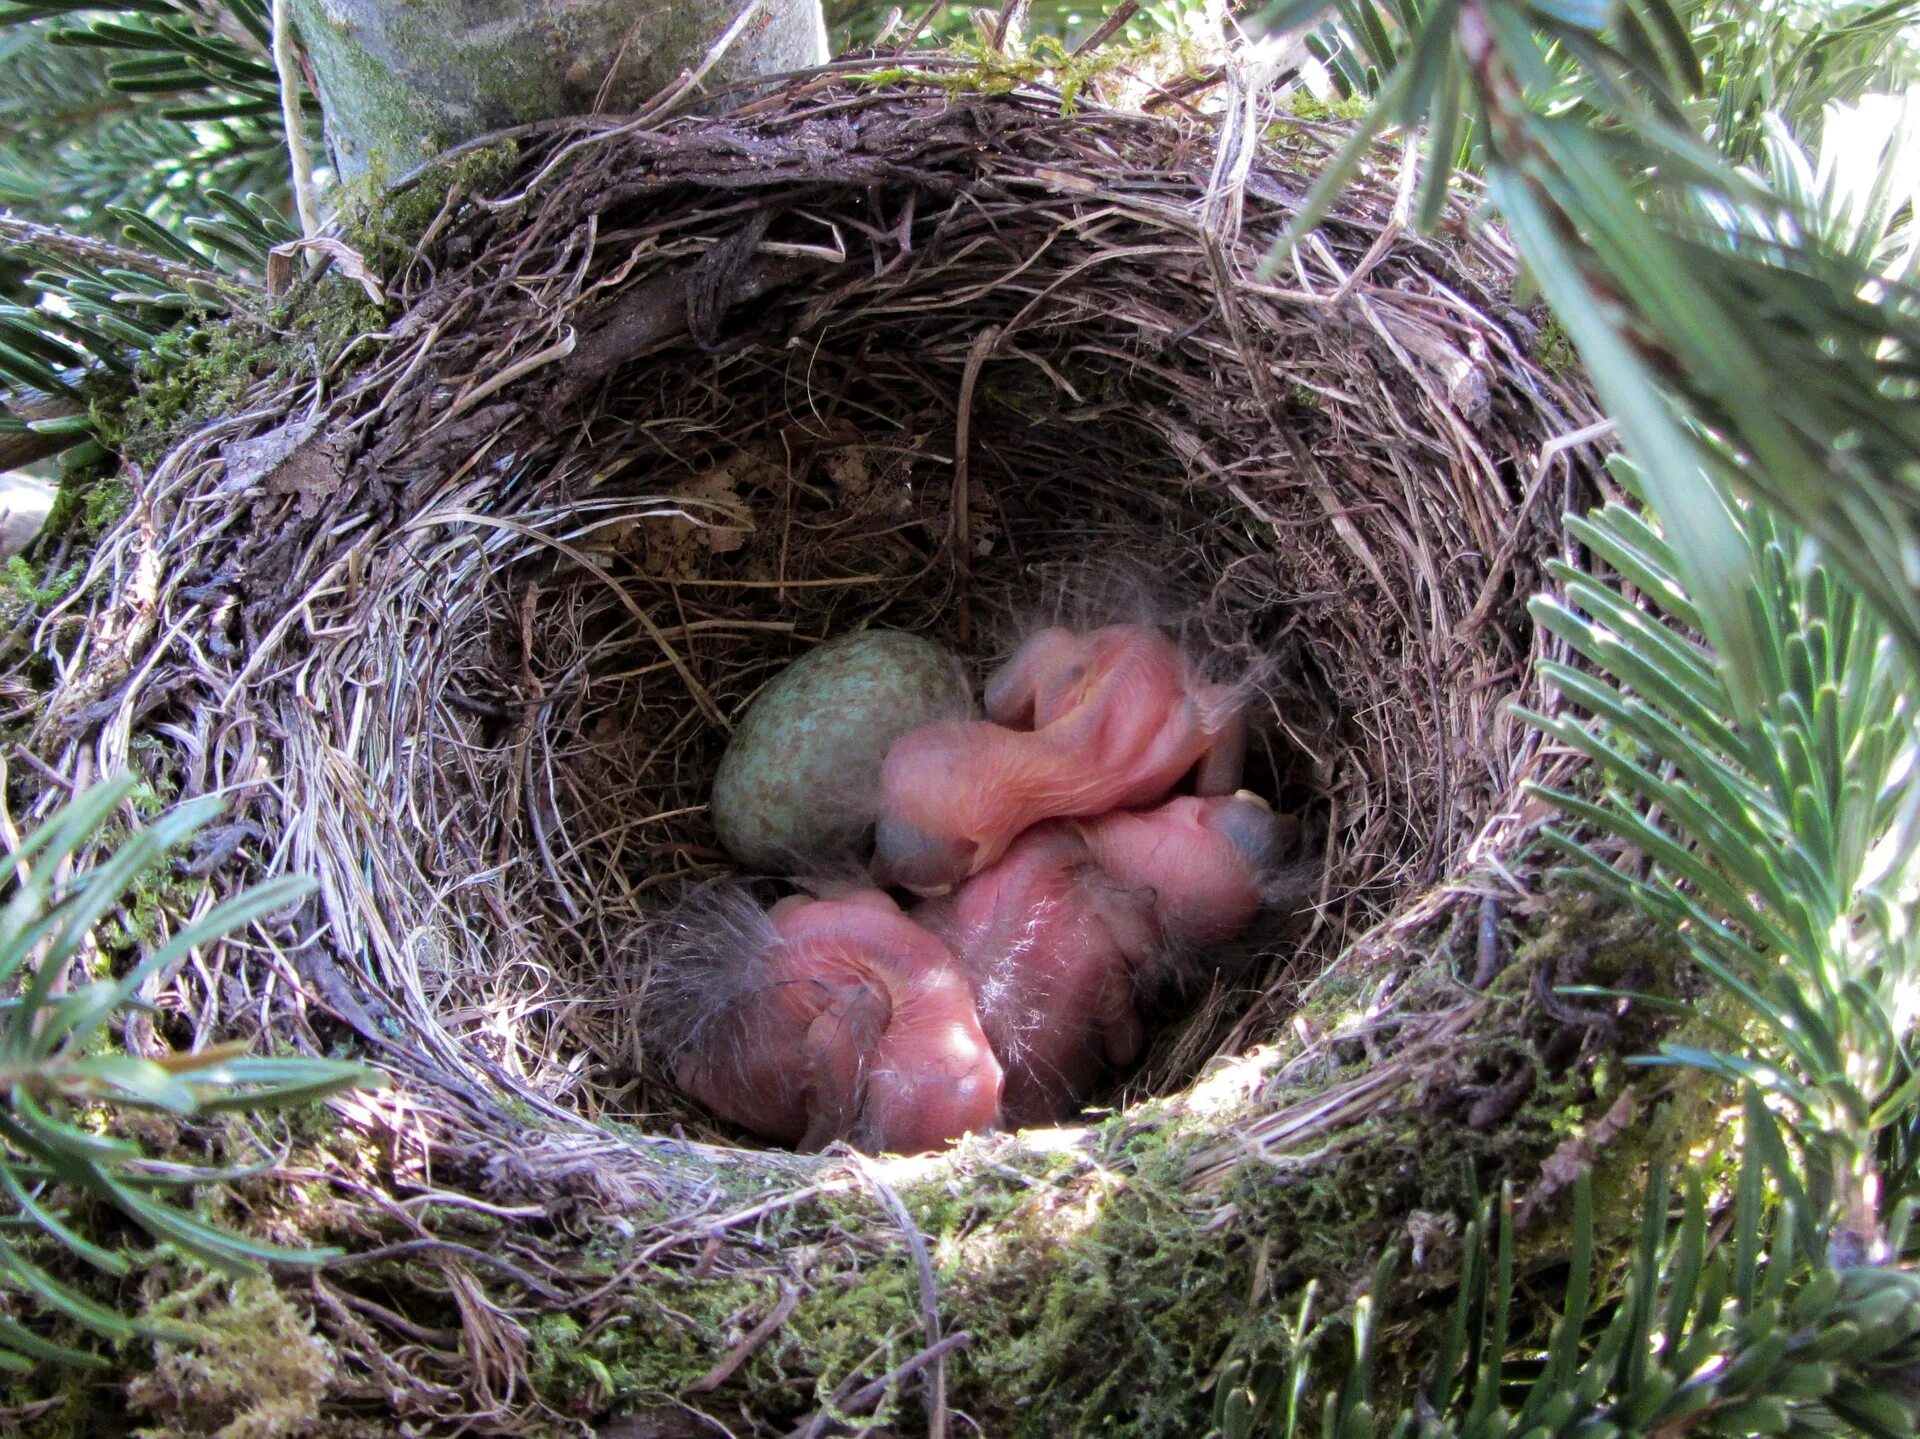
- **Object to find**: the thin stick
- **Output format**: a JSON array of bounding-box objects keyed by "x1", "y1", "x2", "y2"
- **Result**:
[
  {"x1": 1472, "y1": 895, "x2": 1504, "y2": 989},
  {"x1": 271, "y1": 0, "x2": 322, "y2": 244},
  {"x1": 854, "y1": 1154, "x2": 950, "y2": 1439},
  {"x1": 950, "y1": 325, "x2": 1000, "y2": 648},
  {"x1": 890, "y1": 0, "x2": 946, "y2": 55},
  {"x1": 421, "y1": 511, "x2": 728, "y2": 727},
  {"x1": 1070, "y1": 0, "x2": 1139, "y2": 58},
  {"x1": 593, "y1": 12, "x2": 651, "y2": 114},
  {"x1": 483, "y1": 0, "x2": 771, "y2": 209},
  {"x1": 990, "y1": 0, "x2": 1028, "y2": 50},
  {"x1": 689, "y1": 1279, "x2": 800, "y2": 1391},
  {"x1": 788, "y1": 1332, "x2": 974, "y2": 1438},
  {"x1": 790, "y1": 1335, "x2": 898, "y2": 1439},
  {"x1": 631, "y1": 0, "x2": 770, "y2": 128},
  {"x1": 1460, "y1": 416, "x2": 1614, "y2": 637},
  {"x1": 323, "y1": 1238, "x2": 566, "y2": 1300},
  {"x1": 836, "y1": 1332, "x2": 972, "y2": 1417}
]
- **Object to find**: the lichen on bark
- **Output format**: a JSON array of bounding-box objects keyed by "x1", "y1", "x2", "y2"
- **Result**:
[{"x1": 290, "y1": 0, "x2": 829, "y2": 182}]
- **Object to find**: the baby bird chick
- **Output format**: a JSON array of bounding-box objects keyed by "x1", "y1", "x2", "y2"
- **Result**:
[
  {"x1": 913, "y1": 823, "x2": 1144, "y2": 1126},
  {"x1": 656, "y1": 887, "x2": 1004, "y2": 1155},
  {"x1": 1077, "y1": 791, "x2": 1291, "y2": 954},
  {"x1": 915, "y1": 791, "x2": 1292, "y2": 1126},
  {"x1": 873, "y1": 624, "x2": 1246, "y2": 894}
]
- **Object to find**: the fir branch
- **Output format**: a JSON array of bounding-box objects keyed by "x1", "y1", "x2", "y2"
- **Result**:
[
  {"x1": 0, "y1": 384, "x2": 84, "y2": 472},
  {"x1": 0, "y1": 774, "x2": 381, "y2": 1368},
  {"x1": 0, "y1": 216, "x2": 234, "y2": 297},
  {"x1": 1255, "y1": 0, "x2": 1920, "y2": 729},
  {"x1": 1249, "y1": 1153, "x2": 1920, "y2": 1439}
]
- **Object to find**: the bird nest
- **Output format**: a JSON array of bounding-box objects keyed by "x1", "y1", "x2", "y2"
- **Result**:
[{"x1": 31, "y1": 63, "x2": 1622, "y2": 1434}]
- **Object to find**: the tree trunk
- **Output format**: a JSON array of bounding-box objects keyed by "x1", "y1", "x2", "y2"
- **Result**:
[{"x1": 291, "y1": 0, "x2": 828, "y2": 182}]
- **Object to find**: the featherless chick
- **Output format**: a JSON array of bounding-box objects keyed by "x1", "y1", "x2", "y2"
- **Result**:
[
  {"x1": 915, "y1": 790, "x2": 1293, "y2": 1124},
  {"x1": 652, "y1": 886, "x2": 1003, "y2": 1155},
  {"x1": 873, "y1": 624, "x2": 1247, "y2": 895}
]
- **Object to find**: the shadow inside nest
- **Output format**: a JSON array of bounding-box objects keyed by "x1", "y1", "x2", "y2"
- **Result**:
[{"x1": 55, "y1": 77, "x2": 1606, "y2": 1158}]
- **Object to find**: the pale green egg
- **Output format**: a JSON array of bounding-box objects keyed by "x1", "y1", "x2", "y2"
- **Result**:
[{"x1": 710, "y1": 630, "x2": 972, "y2": 873}]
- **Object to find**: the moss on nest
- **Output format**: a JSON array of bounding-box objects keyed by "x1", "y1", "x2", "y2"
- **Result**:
[
  {"x1": 337, "y1": 141, "x2": 521, "y2": 275},
  {"x1": 489, "y1": 883, "x2": 1691, "y2": 1436},
  {"x1": 127, "y1": 1271, "x2": 336, "y2": 1439},
  {"x1": 38, "y1": 471, "x2": 131, "y2": 549},
  {"x1": 101, "y1": 282, "x2": 386, "y2": 469}
]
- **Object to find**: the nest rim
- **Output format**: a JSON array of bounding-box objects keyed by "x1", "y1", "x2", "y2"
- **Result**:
[{"x1": 33, "y1": 68, "x2": 1607, "y2": 1193}]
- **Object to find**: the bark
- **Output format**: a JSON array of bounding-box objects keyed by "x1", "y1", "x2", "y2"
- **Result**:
[
  {"x1": 290, "y1": 0, "x2": 829, "y2": 183},
  {"x1": 0, "y1": 388, "x2": 83, "y2": 475}
]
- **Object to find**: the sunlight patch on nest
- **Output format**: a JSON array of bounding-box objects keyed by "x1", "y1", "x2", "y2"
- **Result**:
[{"x1": 1174, "y1": 1046, "x2": 1282, "y2": 1120}]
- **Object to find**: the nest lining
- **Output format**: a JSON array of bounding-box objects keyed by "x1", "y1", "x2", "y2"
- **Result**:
[{"x1": 38, "y1": 73, "x2": 1603, "y2": 1169}]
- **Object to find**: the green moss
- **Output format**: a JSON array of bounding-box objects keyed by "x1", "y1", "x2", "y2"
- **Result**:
[
  {"x1": 125, "y1": 738, "x2": 180, "y2": 813},
  {"x1": 100, "y1": 277, "x2": 386, "y2": 471},
  {"x1": 530, "y1": 1099, "x2": 1542, "y2": 1438},
  {"x1": 39, "y1": 455, "x2": 132, "y2": 549},
  {"x1": 1535, "y1": 314, "x2": 1578, "y2": 375},
  {"x1": 0, "y1": 553, "x2": 80, "y2": 625},
  {"x1": 101, "y1": 863, "x2": 196, "y2": 948},
  {"x1": 847, "y1": 30, "x2": 1214, "y2": 115},
  {"x1": 806, "y1": 1107, "x2": 1409, "y2": 1435},
  {"x1": 521, "y1": 1241, "x2": 929, "y2": 1425},
  {"x1": 939, "y1": 1122, "x2": 1251, "y2": 1433},
  {"x1": 127, "y1": 1269, "x2": 335, "y2": 1439},
  {"x1": 57, "y1": 876, "x2": 1686, "y2": 1439},
  {"x1": 529, "y1": 1287, "x2": 758, "y2": 1420},
  {"x1": 77, "y1": 474, "x2": 131, "y2": 537},
  {"x1": 0, "y1": 450, "x2": 134, "y2": 680},
  {"x1": 0, "y1": 1373, "x2": 122, "y2": 1439},
  {"x1": 110, "y1": 329, "x2": 262, "y2": 462},
  {"x1": 335, "y1": 141, "x2": 520, "y2": 276},
  {"x1": 0, "y1": 1104, "x2": 374, "y2": 1433},
  {"x1": 916, "y1": 886, "x2": 1702, "y2": 1434},
  {"x1": 1279, "y1": 91, "x2": 1374, "y2": 123},
  {"x1": 510, "y1": 882, "x2": 1707, "y2": 1435},
  {"x1": 1508, "y1": 873, "x2": 1695, "y2": 1020}
]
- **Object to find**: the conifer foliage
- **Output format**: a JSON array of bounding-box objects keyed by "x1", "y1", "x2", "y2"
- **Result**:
[
  {"x1": 0, "y1": 776, "x2": 375, "y2": 1369},
  {"x1": 0, "y1": 1, "x2": 302, "y2": 464}
]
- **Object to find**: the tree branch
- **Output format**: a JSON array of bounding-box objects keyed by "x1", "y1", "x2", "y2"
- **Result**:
[{"x1": 0, "y1": 216, "x2": 234, "y2": 297}]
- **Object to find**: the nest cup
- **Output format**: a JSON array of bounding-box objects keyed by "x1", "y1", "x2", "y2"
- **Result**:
[{"x1": 47, "y1": 74, "x2": 1602, "y2": 1179}]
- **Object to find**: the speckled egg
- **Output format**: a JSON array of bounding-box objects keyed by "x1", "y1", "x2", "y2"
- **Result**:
[{"x1": 711, "y1": 631, "x2": 972, "y2": 873}]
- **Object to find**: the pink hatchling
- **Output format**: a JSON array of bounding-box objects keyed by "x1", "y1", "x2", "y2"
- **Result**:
[
  {"x1": 660, "y1": 888, "x2": 1004, "y2": 1155},
  {"x1": 916, "y1": 791, "x2": 1288, "y2": 1124},
  {"x1": 873, "y1": 624, "x2": 1246, "y2": 895}
]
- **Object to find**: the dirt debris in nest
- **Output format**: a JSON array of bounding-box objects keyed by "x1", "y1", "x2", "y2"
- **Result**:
[{"x1": 623, "y1": 450, "x2": 767, "y2": 580}]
